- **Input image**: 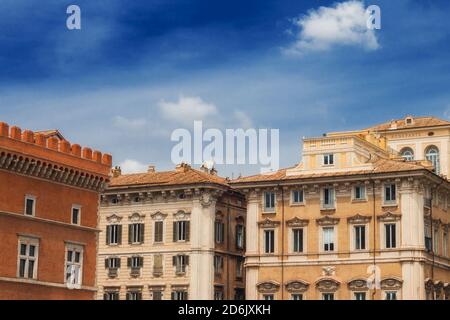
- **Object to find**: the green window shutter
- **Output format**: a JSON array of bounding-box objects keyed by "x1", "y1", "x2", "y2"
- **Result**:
[
  {"x1": 105, "y1": 258, "x2": 109, "y2": 269},
  {"x1": 172, "y1": 255, "x2": 177, "y2": 266},
  {"x1": 117, "y1": 225, "x2": 122, "y2": 244},
  {"x1": 235, "y1": 225, "x2": 239, "y2": 249},
  {"x1": 117, "y1": 257, "x2": 121, "y2": 268},
  {"x1": 185, "y1": 221, "x2": 190, "y2": 241},
  {"x1": 173, "y1": 222, "x2": 177, "y2": 242},
  {"x1": 127, "y1": 257, "x2": 132, "y2": 267},
  {"x1": 185, "y1": 255, "x2": 189, "y2": 265},
  {"x1": 128, "y1": 224, "x2": 133, "y2": 244},
  {"x1": 106, "y1": 226, "x2": 111, "y2": 245},
  {"x1": 140, "y1": 256, "x2": 144, "y2": 267},
  {"x1": 221, "y1": 223, "x2": 225, "y2": 243},
  {"x1": 139, "y1": 224, "x2": 145, "y2": 243}
]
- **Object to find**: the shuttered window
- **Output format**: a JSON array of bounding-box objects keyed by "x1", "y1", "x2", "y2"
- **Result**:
[
  {"x1": 173, "y1": 221, "x2": 190, "y2": 242},
  {"x1": 128, "y1": 223, "x2": 145, "y2": 244},
  {"x1": 154, "y1": 221, "x2": 164, "y2": 243}
]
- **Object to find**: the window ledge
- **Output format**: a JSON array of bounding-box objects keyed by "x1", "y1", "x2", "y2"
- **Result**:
[
  {"x1": 382, "y1": 203, "x2": 398, "y2": 208},
  {"x1": 320, "y1": 208, "x2": 336, "y2": 212},
  {"x1": 290, "y1": 203, "x2": 305, "y2": 207},
  {"x1": 262, "y1": 210, "x2": 276, "y2": 214},
  {"x1": 352, "y1": 199, "x2": 368, "y2": 203}
]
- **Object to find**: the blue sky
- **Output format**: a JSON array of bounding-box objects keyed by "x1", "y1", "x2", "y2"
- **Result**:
[{"x1": 1, "y1": 0, "x2": 450, "y2": 177}]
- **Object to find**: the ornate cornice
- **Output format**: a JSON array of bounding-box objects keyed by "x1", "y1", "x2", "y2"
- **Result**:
[
  {"x1": 315, "y1": 278, "x2": 340, "y2": 292},
  {"x1": 316, "y1": 216, "x2": 340, "y2": 226},
  {"x1": 150, "y1": 211, "x2": 167, "y2": 220},
  {"x1": 286, "y1": 217, "x2": 309, "y2": 228},
  {"x1": 174, "y1": 210, "x2": 190, "y2": 220},
  {"x1": 106, "y1": 214, "x2": 122, "y2": 223},
  {"x1": 377, "y1": 211, "x2": 401, "y2": 222},
  {"x1": 380, "y1": 278, "x2": 403, "y2": 290},
  {"x1": 258, "y1": 218, "x2": 281, "y2": 228},
  {"x1": 285, "y1": 280, "x2": 309, "y2": 293},
  {"x1": 347, "y1": 279, "x2": 369, "y2": 291},
  {"x1": 256, "y1": 281, "x2": 280, "y2": 293},
  {"x1": 347, "y1": 214, "x2": 372, "y2": 224},
  {"x1": 129, "y1": 212, "x2": 145, "y2": 222}
]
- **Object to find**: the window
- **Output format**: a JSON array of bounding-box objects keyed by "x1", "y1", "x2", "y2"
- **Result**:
[
  {"x1": 106, "y1": 224, "x2": 122, "y2": 245},
  {"x1": 71, "y1": 205, "x2": 81, "y2": 225},
  {"x1": 215, "y1": 221, "x2": 225, "y2": 244},
  {"x1": 105, "y1": 257, "x2": 121, "y2": 269},
  {"x1": 236, "y1": 257, "x2": 244, "y2": 279},
  {"x1": 153, "y1": 254, "x2": 164, "y2": 277},
  {"x1": 323, "y1": 154, "x2": 334, "y2": 165},
  {"x1": 400, "y1": 148, "x2": 414, "y2": 161},
  {"x1": 354, "y1": 186, "x2": 366, "y2": 200},
  {"x1": 444, "y1": 231, "x2": 448, "y2": 257},
  {"x1": 154, "y1": 221, "x2": 164, "y2": 243},
  {"x1": 264, "y1": 192, "x2": 276, "y2": 212},
  {"x1": 24, "y1": 195, "x2": 36, "y2": 216},
  {"x1": 173, "y1": 221, "x2": 190, "y2": 242},
  {"x1": 128, "y1": 256, "x2": 144, "y2": 270},
  {"x1": 236, "y1": 225, "x2": 245, "y2": 249},
  {"x1": 173, "y1": 255, "x2": 189, "y2": 274},
  {"x1": 235, "y1": 288, "x2": 245, "y2": 300},
  {"x1": 434, "y1": 228, "x2": 440, "y2": 254},
  {"x1": 127, "y1": 290, "x2": 142, "y2": 301},
  {"x1": 65, "y1": 245, "x2": 83, "y2": 286},
  {"x1": 385, "y1": 223, "x2": 396, "y2": 249},
  {"x1": 322, "y1": 293, "x2": 334, "y2": 300},
  {"x1": 385, "y1": 291, "x2": 397, "y2": 300},
  {"x1": 214, "y1": 255, "x2": 224, "y2": 274},
  {"x1": 17, "y1": 238, "x2": 39, "y2": 279},
  {"x1": 152, "y1": 291, "x2": 163, "y2": 300},
  {"x1": 293, "y1": 229, "x2": 304, "y2": 253},
  {"x1": 384, "y1": 184, "x2": 397, "y2": 204},
  {"x1": 354, "y1": 225, "x2": 366, "y2": 250},
  {"x1": 322, "y1": 187, "x2": 335, "y2": 209},
  {"x1": 172, "y1": 291, "x2": 188, "y2": 300},
  {"x1": 264, "y1": 230, "x2": 275, "y2": 254},
  {"x1": 292, "y1": 190, "x2": 304, "y2": 204},
  {"x1": 425, "y1": 224, "x2": 432, "y2": 251},
  {"x1": 129, "y1": 223, "x2": 145, "y2": 244},
  {"x1": 263, "y1": 294, "x2": 274, "y2": 300},
  {"x1": 291, "y1": 294, "x2": 303, "y2": 300},
  {"x1": 214, "y1": 289, "x2": 224, "y2": 300},
  {"x1": 354, "y1": 292, "x2": 366, "y2": 300},
  {"x1": 323, "y1": 227, "x2": 335, "y2": 252},
  {"x1": 426, "y1": 146, "x2": 440, "y2": 175},
  {"x1": 104, "y1": 291, "x2": 120, "y2": 300}
]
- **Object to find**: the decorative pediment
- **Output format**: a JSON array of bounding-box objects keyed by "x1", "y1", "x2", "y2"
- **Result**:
[
  {"x1": 347, "y1": 214, "x2": 372, "y2": 224},
  {"x1": 235, "y1": 215, "x2": 245, "y2": 223},
  {"x1": 215, "y1": 211, "x2": 224, "y2": 220},
  {"x1": 106, "y1": 214, "x2": 123, "y2": 223},
  {"x1": 129, "y1": 212, "x2": 145, "y2": 222},
  {"x1": 316, "y1": 216, "x2": 340, "y2": 226},
  {"x1": 348, "y1": 279, "x2": 369, "y2": 291},
  {"x1": 174, "y1": 210, "x2": 190, "y2": 220},
  {"x1": 256, "y1": 281, "x2": 280, "y2": 293},
  {"x1": 377, "y1": 212, "x2": 401, "y2": 222},
  {"x1": 425, "y1": 278, "x2": 434, "y2": 292},
  {"x1": 380, "y1": 278, "x2": 403, "y2": 290},
  {"x1": 171, "y1": 284, "x2": 189, "y2": 291},
  {"x1": 316, "y1": 278, "x2": 340, "y2": 292},
  {"x1": 285, "y1": 280, "x2": 309, "y2": 293},
  {"x1": 286, "y1": 217, "x2": 309, "y2": 228},
  {"x1": 149, "y1": 285, "x2": 166, "y2": 292},
  {"x1": 258, "y1": 218, "x2": 281, "y2": 228},
  {"x1": 150, "y1": 211, "x2": 167, "y2": 220}
]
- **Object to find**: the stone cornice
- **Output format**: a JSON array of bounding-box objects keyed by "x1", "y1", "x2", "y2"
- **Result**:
[
  {"x1": 347, "y1": 214, "x2": 372, "y2": 224},
  {"x1": 286, "y1": 217, "x2": 309, "y2": 228}
]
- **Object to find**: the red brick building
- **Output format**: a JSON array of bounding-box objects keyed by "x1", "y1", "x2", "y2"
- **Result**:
[{"x1": 0, "y1": 122, "x2": 111, "y2": 300}]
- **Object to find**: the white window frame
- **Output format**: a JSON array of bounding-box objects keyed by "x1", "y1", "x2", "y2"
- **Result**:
[
  {"x1": 71, "y1": 205, "x2": 81, "y2": 225},
  {"x1": 24, "y1": 195, "x2": 36, "y2": 217},
  {"x1": 434, "y1": 227, "x2": 440, "y2": 254},
  {"x1": 175, "y1": 221, "x2": 188, "y2": 242},
  {"x1": 236, "y1": 224, "x2": 245, "y2": 249},
  {"x1": 175, "y1": 255, "x2": 188, "y2": 274},
  {"x1": 384, "y1": 291, "x2": 398, "y2": 300},
  {"x1": 353, "y1": 185, "x2": 366, "y2": 201},
  {"x1": 153, "y1": 220, "x2": 165, "y2": 244},
  {"x1": 108, "y1": 224, "x2": 120, "y2": 245},
  {"x1": 263, "y1": 192, "x2": 276, "y2": 213},
  {"x1": 262, "y1": 229, "x2": 276, "y2": 254},
  {"x1": 323, "y1": 153, "x2": 334, "y2": 166},
  {"x1": 17, "y1": 237, "x2": 39, "y2": 279},
  {"x1": 130, "y1": 223, "x2": 144, "y2": 244},
  {"x1": 321, "y1": 187, "x2": 336, "y2": 210},
  {"x1": 263, "y1": 294, "x2": 275, "y2": 300},
  {"x1": 65, "y1": 244, "x2": 84, "y2": 288},
  {"x1": 291, "y1": 189, "x2": 305, "y2": 205},
  {"x1": 291, "y1": 293, "x2": 303, "y2": 300},
  {"x1": 383, "y1": 184, "x2": 398, "y2": 206},
  {"x1": 215, "y1": 221, "x2": 225, "y2": 244},
  {"x1": 443, "y1": 231, "x2": 448, "y2": 257},
  {"x1": 351, "y1": 224, "x2": 369, "y2": 252},
  {"x1": 353, "y1": 292, "x2": 367, "y2": 300},
  {"x1": 381, "y1": 222, "x2": 399, "y2": 250},
  {"x1": 320, "y1": 226, "x2": 336, "y2": 253},
  {"x1": 322, "y1": 293, "x2": 335, "y2": 300},
  {"x1": 291, "y1": 228, "x2": 305, "y2": 254}
]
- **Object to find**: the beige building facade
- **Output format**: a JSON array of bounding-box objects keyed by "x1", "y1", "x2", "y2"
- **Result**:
[
  {"x1": 231, "y1": 116, "x2": 450, "y2": 300},
  {"x1": 96, "y1": 163, "x2": 246, "y2": 300}
]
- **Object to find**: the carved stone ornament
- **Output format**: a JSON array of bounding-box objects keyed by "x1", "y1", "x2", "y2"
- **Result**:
[
  {"x1": 322, "y1": 266, "x2": 336, "y2": 277},
  {"x1": 348, "y1": 279, "x2": 369, "y2": 291},
  {"x1": 258, "y1": 218, "x2": 281, "y2": 228},
  {"x1": 286, "y1": 217, "x2": 309, "y2": 228},
  {"x1": 347, "y1": 214, "x2": 372, "y2": 224},
  {"x1": 129, "y1": 212, "x2": 145, "y2": 222},
  {"x1": 257, "y1": 281, "x2": 280, "y2": 293},
  {"x1": 377, "y1": 211, "x2": 401, "y2": 222},
  {"x1": 316, "y1": 278, "x2": 340, "y2": 292},
  {"x1": 380, "y1": 278, "x2": 403, "y2": 290},
  {"x1": 149, "y1": 285, "x2": 166, "y2": 292},
  {"x1": 151, "y1": 211, "x2": 168, "y2": 221},
  {"x1": 316, "y1": 216, "x2": 340, "y2": 226},
  {"x1": 106, "y1": 214, "x2": 123, "y2": 223},
  {"x1": 174, "y1": 210, "x2": 190, "y2": 220},
  {"x1": 285, "y1": 280, "x2": 309, "y2": 293},
  {"x1": 200, "y1": 192, "x2": 213, "y2": 207}
]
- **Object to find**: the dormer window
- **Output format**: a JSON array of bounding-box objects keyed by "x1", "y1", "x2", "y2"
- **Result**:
[
  {"x1": 323, "y1": 154, "x2": 334, "y2": 166},
  {"x1": 405, "y1": 116, "x2": 414, "y2": 126}
]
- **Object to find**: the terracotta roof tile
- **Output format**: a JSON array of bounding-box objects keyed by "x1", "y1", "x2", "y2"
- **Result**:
[
  {"x1": 230, "y1": 159, "x2": 433, "y2": 184},
  {"x1": 366, "y1": 116, "x2": 450, "y2": 132},
  {"x1": 109, "y1": 167, "x2": 229, "y2": 188}
]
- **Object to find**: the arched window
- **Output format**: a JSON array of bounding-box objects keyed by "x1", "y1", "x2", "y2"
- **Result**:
[
  {"x1": 400, "y1": 148, "x2": 414, "y2": 161},
  {"x1": 425, "y1": 146, "x2": 440, "y2": 175}
]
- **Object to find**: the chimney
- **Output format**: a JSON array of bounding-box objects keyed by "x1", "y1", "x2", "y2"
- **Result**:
[
  {"x1": 112, "y1": 166, "x2": 122, "y2": 178},
  {"x1": 176, "y1": 162, "x2": 191, "y2": 172},
  {"x1": 148, "y1": 165, "x2": 156, "y2": 173},
  {"x1": 200, "y1": 163, "x2": 209, "y2": 173},
  {"x1": 210, "y1": 167, "x2": 218, "y2": 176}
]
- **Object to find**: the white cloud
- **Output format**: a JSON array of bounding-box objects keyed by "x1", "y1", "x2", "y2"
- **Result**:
[
  {"x1": 113, "y1": 115, "x2": 147, "y2": 130},
  {"x1": 286, "y1": 0, "x2": 379, "y2": 54},
  {"x1": 159, "y1": 96, "x2": 218, "y2": 126},
  {"x1": 119, "y1": 159, "x2": 148, "y2": 174},
  {"x1": 233, "y1": 110, "x2": 253, "y2": 128}
]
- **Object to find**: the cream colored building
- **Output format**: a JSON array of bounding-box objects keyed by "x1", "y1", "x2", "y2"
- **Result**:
[
  {"x1": 231, "y1": 116, "x2": 450, "y2": 300},
  {"x1": 96, "y1": 163, "x2": 246, "y2": 300}
]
